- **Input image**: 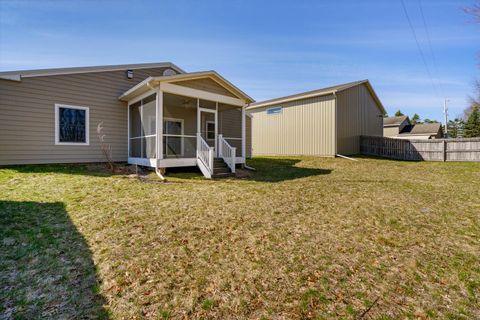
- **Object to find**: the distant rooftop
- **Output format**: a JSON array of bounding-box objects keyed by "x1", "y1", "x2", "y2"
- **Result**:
[
  {"x1": 399, "y1": 123, "x2": 442, "y2": 136},
  {"x1": 383, "y1": 116, "x2": 409, "y2": 126}
]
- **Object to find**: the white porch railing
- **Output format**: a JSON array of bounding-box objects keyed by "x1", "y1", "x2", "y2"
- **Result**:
[
  {"x1": 218, "y1": 134, "x2": 236, "y2": 173},
  {"x1": 196, "y1": 133, "x2": 214, "y2": 178}
]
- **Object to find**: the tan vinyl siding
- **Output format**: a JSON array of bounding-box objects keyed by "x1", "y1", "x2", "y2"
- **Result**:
[
  {"x1": 0, "y1": 67, "x2": 176, "y2": 165},
  {"x1": 173, "y1": 78, "x2": 238, "y2": 98},
  {"x1": 218, "y1": 104, "x2": 242, "y2": 139},
  {"x1": 250, "y1": 95, "x2": 336, "y2": 157},
  {"x1": 383, "y1": 126, "x2": 400, "y2": 137},
  {"x1": 336, "y1": 84, "x2": 384, "y2": 155}
]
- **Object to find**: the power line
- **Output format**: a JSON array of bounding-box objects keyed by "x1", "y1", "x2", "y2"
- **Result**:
[
  {"x1": 417, "y1": 0, "x2": 444, "y2": 96},
  {"x1": 400, "y1": 0, "x2": 441, "y2": 103}
]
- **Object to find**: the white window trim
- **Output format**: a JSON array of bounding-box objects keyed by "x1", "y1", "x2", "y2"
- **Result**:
[
  {"x1": 55, "y1": 104, "x2": 90, "y2": 146},
  {"x1": 163, "y1": 117, "x2": 185, "y2": 157},
  {"x1": 205, "y1": 120, "x2": 215, "y2": 141}
]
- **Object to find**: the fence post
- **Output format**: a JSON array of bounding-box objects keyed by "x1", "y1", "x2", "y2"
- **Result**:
[{"x1": 443, "y1": 140, "x2": 447, "y2": 162}]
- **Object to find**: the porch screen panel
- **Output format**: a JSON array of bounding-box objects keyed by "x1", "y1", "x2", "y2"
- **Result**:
[
  {"x1": 143, "y1": 136, "x2": 156, "y2": 158},
  {"x1": 130, "y1": 138, "x2": 141, "y2": 158},
  {"x1": 142, "y1": 94, "x2": 156, "y2": 136},
  {"x1": 199, "y1": 99, "x2": 216, "y2": 110},
  {"x1": 129, "y1": 94, "x2": 157, "y2": 159},
  {"x1": 130, "y1": 101, "x2": 142, "y2": 138},
  {"x1": 218, "y1": 103, "x2": 243, "y2": 157},
  {"x1": 162, "y1": 92, "x2": 197, "y2": 158}
]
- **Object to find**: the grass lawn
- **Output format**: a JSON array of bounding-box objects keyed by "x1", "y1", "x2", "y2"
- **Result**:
[{"x1": 0, "y1": 157, "x2": 479, "y2": 319}]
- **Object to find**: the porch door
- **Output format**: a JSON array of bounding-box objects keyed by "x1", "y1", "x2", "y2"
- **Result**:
[{"x1": 198, "y1": 108, "x2": 217, "y2": 154}]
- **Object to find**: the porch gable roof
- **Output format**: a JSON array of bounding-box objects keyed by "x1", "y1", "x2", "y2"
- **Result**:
[{"x1": 119, "y1": 71, "x2": 254, "y2": 103}]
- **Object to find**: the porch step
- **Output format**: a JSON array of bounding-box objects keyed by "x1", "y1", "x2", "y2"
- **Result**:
[
  {"x1": 212, "y1": 172, "x2": 235, "y2": 179},
  {"x1": 212, "y1": 158, "x2": 234, "y2": 178},
  {"x1": 214, "y1": 167, "x2": 231, "y2": 174}
]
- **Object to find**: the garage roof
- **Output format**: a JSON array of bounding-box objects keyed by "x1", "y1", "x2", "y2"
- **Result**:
[{"x1": 247, "y1": 79, "x2": 385, "y2": 114}]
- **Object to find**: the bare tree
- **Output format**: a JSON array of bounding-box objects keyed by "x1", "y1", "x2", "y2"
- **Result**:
[
  {"x1": 464, "y1": 2, "x2": 480, "y2": 118},
  {"x1": 464, "y1": 1, "x2": 480, "y2": 22},
  {"x1": 97, "y1": 122, "x2": 115, "y2": 172},
  {"x1": 465, "y1": 80, "x2": 480, "y2": 119}
]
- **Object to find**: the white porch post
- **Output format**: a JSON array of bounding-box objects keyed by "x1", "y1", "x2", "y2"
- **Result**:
[
  {"x1": 215, "y1": 102, "x2": 219, "y2": 157},
  {"x1": 197, "y1": 99, "x2": 200, "y2": 134},
  {"x1": 241, "y1": 104, "x2": 246, "y2": 161},
  {"x1": 196, "y1": 99, "x2": 200, "y2": 156},
  {"x1": 156, "y1": 89, "x2": 163, "y2": 165}
]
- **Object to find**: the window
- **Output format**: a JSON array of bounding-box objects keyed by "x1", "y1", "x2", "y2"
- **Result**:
[
  {"x1": 206, "y1": 121, "x2": 215, "y2": 140},
  {"x1": 266, "y1": 107, "x2": 282, "y2": 115},
  {"x1": 163, "y1": 118, "x2": 183, "y2": 157},
  {"x1": 55, "y1": 104, "x2": 89, "y2": 145},
  {"x1": 128, "y1": 94, "x2": 157, "y2": 158}
]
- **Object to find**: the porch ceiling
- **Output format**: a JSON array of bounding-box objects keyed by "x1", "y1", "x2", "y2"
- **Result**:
[{"x1": 118, "y1": 71, "x2": 254, "y2": 103}]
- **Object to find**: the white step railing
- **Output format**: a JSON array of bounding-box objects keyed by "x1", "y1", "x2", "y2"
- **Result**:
[
  {"x1": 218, "y1": 134, "x2": 236, "y2": 173},
  {"x1": 196, "y1": 133, "x2": 214, "y2": 178}
]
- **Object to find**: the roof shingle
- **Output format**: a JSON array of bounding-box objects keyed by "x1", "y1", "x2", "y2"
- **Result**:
[
  {"x1": 383, "y1": 116, "x2": 409, "y2": 126},
  {"x1": 399, "y1": 123, "x2": 442, "y2": 135}
]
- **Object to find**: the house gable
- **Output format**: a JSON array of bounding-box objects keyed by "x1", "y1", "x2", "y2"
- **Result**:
[{"x1": 171, "y1": 78, "x2": 238, "y2": 98}]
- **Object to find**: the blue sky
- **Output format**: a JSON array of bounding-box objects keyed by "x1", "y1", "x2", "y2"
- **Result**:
[{"x1": 0, "y1": 0, "x2": 479, "y2": 120}]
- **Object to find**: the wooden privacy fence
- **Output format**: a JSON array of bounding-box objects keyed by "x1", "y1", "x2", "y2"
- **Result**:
[{"x1": 360, "y1": 136, "x2": 480, "y2": 162}]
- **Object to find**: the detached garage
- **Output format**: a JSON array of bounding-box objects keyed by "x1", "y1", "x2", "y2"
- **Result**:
[{"x1": 247, "y1": 80, "x2": 385, "y2": 157}]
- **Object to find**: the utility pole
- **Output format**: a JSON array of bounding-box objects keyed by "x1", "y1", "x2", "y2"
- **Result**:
[{"x1": 443, "y1": 97, "x2": 449, "y2": 138}]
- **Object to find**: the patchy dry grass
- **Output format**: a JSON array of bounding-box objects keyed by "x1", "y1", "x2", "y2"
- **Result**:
[{"x1": 0, "y1": 157, "x2": 479, "y2": 319}]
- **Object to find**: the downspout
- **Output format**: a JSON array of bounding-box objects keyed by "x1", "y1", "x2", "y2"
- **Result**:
[
  {"x1": 153, "y1": 83, "x2": 165, "y2": 181},
  {"x1": 242, "y1": 103, "x2": 256, "y2": 171}
]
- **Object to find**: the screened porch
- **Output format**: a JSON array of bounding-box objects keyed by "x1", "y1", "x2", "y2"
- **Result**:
[{"x1": 127, "y1": 91, "x2": 246, "y2": 169}]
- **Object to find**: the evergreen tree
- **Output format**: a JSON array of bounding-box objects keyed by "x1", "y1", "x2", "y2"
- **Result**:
[
  {"x1": 394, "y1": 110, "x2": 404, "y2": 117},
  {"x1": 464, "y1": 106, "x2": 480, "y2": 137},
  {"x1": 411, "y1": 113, "x2": 421, "y2": 124},
  {"x1": 447, "y1": 118, "x2": 465, "y2": 138}
]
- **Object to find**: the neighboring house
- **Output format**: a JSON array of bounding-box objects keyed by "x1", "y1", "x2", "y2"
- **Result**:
[
  {"x1": 0, "y1": 63, "x2": 253, "y2": 178},
  {"x1": 383, "y1": 116, "x2": 443, "y2": 139},
  {"x1": 396, "y1": 123, "x2": 443, "y2": 140},
  {"x1": 247, "y1": 80, "x2": 385, "y2": 157},
  {"x1": 383, "y1": 115, "x2": 410, "y2": 137}
]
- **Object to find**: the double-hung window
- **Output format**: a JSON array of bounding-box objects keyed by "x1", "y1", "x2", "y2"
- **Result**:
[{"x1": 55, "y1": 104, "x2": 89, "y2": 145}]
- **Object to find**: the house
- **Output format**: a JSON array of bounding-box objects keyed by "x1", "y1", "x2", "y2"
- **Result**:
[
  {"x1": 383, "y1": 115, "x2": 410, "y2": 137},
  {"x1": 247, "y1": 80, "x2": 385, "y2": 157},
  {"x1": 0, "y1": 63, "x2": 254, "y2": 178},
  {"x1": 383, "y1": 116, "x2": 443, "y2": 139}
]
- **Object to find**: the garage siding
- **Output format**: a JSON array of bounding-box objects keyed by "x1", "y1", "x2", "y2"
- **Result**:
[
  {"x1": 336, "y1": 84, "x2": 384, "y2": 155},
  {"x1": 0, "y1": 67, "x2": 176, "y2": 165},
  {"x1": 250, "y1": 95, "x2": 336, "y2": 157},
  {"x1": 246, "y1": 115, "x2": 252, "y2": 158}
]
